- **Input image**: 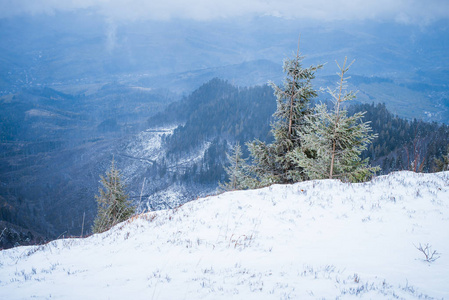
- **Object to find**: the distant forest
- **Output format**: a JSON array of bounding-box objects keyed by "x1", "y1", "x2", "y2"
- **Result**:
[{"x1": 150, "y1": 79, "x2": 449, "y2": 185}]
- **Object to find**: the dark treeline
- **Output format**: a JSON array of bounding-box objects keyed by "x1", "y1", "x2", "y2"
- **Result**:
[
  {"x1": 148, "y1": 79, "x2": 276, "y2": 184},
  {"x1": 150, "y1": 78, "x2": 275, "y2": 156},
  {"x1": 350, "y1": 103, "x2": 449, "y2": 173}
]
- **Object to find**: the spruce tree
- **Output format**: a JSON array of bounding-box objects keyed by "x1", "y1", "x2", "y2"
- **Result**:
[
  {"x1": 92, "y1": 159, "x2": 135, "y2": 233},
  {"x1": 246, "y1": 48, "x2": 323, "y2": 186},
  {"x1": 289, "y1": 58, "x2": 379, "y2": 182},
  {"x1": 220, "y1": 143, "x2": 256, "y2": 190},
  {"x1": 434, "y1": 144, "x2": 449, "y2": 171}
]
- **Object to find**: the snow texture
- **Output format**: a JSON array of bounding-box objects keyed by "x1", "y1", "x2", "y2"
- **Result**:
[{"x1": 1, "y1": 171, "x2": 448, "y2": 299}]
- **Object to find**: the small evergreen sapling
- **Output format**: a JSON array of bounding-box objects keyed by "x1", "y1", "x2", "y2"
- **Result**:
[
  {"x1": 221, "y1": 143, "x2": 245, "y2": 191},
  {"x1": 220, "y1": 143, "x2": 258, "y2": 190},
  {"x1": 290, "y1": 58, "x2": 379, "y2": 182},
  {"x1": 434, "y1": 144, "x2": 449, "y2": 171},
  {"x1": 92, "y1": 159, "x2": 135, "y2": 233}
]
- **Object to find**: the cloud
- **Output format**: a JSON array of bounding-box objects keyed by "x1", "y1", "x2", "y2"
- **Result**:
[{"x1": 1, "y1": 0, "x2": 448, "y2": 24}]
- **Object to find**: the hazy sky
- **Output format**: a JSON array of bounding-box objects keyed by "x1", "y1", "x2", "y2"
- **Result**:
[{"x1": 1, "y1": 0, "x2": 448, "y2": 24}]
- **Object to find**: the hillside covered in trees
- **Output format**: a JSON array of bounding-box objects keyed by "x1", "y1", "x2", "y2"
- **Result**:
[
  {"x1": 149, "y1": 78, "x2": 449, "y2": 188},
  {"x1": 352, "y1": 103, "x2": 449, "y2": 173}
]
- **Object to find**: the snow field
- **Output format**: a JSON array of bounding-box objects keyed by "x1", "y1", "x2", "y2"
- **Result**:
[{"x1": 1, "y1": 171, "x2": 448, "y2": 299}]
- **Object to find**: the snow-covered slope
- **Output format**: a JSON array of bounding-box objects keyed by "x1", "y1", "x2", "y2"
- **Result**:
[
  {"x1": 118, "y1": 126, "x2": 217, "y2": 212},
  {"x1": 1, "y1": 171, "x2": 449, "y2": 299}
]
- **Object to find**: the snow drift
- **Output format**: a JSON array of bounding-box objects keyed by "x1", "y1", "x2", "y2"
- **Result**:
[{"x1": 1, "y1": 171, "x2": 449, "y2": 299}]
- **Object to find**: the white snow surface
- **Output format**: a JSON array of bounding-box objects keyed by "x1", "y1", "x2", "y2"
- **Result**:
[
  {"x1": 1, "y1": 171, "x2": 449, "y2": 299},
  {"x1": 123, "y1": 127, "x2": 175, "y2": 162}
]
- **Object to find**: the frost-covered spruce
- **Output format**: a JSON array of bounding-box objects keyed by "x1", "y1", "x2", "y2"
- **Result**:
[
  {"x1": 92, "y1": 159, "x2": 135, "y2": 233},
  {"x1": 289, "y1": 57, "x2": 379, "y2": 182},
  {"x1": 246, "y1": 48, "x2": 323, "y2": 186}
]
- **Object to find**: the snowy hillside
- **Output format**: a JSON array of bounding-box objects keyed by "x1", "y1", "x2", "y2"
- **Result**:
[
  {"x1": 1, "y1": 171, "x2": 449, "y2": 299},
  {"x1": 118, "y1": 126, "x2": 216, "y2": 211}
]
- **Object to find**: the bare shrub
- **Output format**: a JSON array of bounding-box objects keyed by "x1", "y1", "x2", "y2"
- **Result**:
[{"x1": 415, "y1": 243, "x2": 440, "y2": 262}]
